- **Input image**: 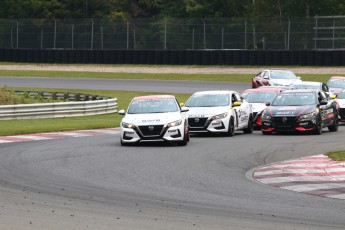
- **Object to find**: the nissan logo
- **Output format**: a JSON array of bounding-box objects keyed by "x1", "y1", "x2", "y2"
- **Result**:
[
  {"x1": 282, "y1": 117, "x2": 287, "y2": 123},
  {"x1": 195, "y1": 118, "x2": 200, "y2": 123},
  {"x1": 148, "y1": 126, "x2": 155, "y2": 131}
]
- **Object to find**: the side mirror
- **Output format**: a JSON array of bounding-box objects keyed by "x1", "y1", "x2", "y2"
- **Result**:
[
  {"x1": 118, "y1": 109, "x2": 126, "y2": 115},
  {"x1": 263, "y1": 76, "x2": 269, "y2": 80},
  {"x1": 319, "y1": 100, "x2": 328, "y2": 105},
  {"x1": 265, "y1": 102, "x2": 271, "y2": 106},
  {"x1": 233, "y1": 101, "x2": 241, "y2": 107},
  {"x1": 181, "y1": 107, "x2": 189, "y2": 112}
]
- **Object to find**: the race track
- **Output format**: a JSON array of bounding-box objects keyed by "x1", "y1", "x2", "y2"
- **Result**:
[{"x1": 0, "y1": 77, "x2": 344, "y2": 230}]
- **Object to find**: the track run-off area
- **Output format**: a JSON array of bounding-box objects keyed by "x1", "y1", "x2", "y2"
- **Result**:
[{"x1": 1, "y1": 69, "x2": 345, "y2": 230}]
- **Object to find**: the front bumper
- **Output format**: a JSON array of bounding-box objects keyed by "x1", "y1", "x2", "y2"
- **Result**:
[
  {"x1": 261, "y1": 116, "x2": 316, "y2": 133},
  {"x1": 121, "y1": 124, "x2": 185, "y2": 143},
  {"x1": 188, "y1": 117, "x2": 229, "y2": 133}
]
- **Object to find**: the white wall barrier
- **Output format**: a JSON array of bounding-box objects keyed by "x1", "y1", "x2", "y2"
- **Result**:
[{"x1": 0, "y1": 98, "x2": 117, "y2": 120}]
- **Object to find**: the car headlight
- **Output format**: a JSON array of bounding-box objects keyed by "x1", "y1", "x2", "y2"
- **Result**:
[
  {"x1": 168, "y1": 119, "x2": 182, "y2": 127},
  {"x1": 122, "y1": 122, "x2": 136, "y2": 129},
  {"x1": 212, "y1": 112, "x2": 228, "y2": 120},
  {"x1": 262, "y1": 114, "x2": 272, "y2": 121},
  {"x1": 299, "y1": 112, "x2": 316, "y2": 121}
]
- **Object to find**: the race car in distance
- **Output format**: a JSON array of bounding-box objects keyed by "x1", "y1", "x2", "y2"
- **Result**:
[
  {"x1": 252, "y1": 69, "x2": 301, "y2": 88},
  {"x1": 326, "y1": 76, "x2": 345, "y2": 96},
  {"x1": 118, "y1": 95, "x2": 189, "y2": 146},
  {"x1": 290, "y1": 81, "x2": 335, "y2": 99},
  {"x1": 242, "y1": 87, "x2": 283, "y2": 129},
  {"x1": 184, "y1": 90, "x2": 253, "y2": 136},
  {"x1": 261, "y1": 89, "x2": 339, "y2": 135},
  {"x1": 335, "y1": 89, "x2": 345, "y2": 122}
]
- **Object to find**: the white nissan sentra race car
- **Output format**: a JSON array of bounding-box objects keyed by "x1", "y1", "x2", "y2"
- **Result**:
[
  {"x1": 184, "y1": 91, "x2": 254, "y2": 136},
  {"x1": 118, "y1": 95, "x2": 189, "y2": 146}
]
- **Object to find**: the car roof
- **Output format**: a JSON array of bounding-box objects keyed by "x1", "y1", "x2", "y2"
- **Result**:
[
  {"x1": 291, "y1": 81, "x2": 321, "y2": 85},
  {"x1": 243, "y1": 87, "x2": 283, "y2": 93},
  {"x1": 133, "y1": 95, "x2": 176, "y2": 100},
  {"x1": 192, "y1": 90, "x2": 235, "y2": 95},
  {"x1": 329, "y1": 76, "x2": 345, "y2": 80},
  {"x1": 281, "y1": 89, "x2": 319, "y2": 94}
]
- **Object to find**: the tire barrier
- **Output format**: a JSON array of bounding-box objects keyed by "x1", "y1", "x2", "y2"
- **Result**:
[
  {"x1": 1, "y1": 48, "x2": 345, "y2": 66},
  {"x1": 0, "y1": 91, "x2": 117, "y2": 120}
]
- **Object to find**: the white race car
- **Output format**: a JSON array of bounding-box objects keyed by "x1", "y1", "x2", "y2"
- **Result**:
[
  {"x1": 184, "y1": 91, "x2": 253, "y2": 136},
  {"x1": 119, "y1": 95, "x2": 189, "y2": 146}
]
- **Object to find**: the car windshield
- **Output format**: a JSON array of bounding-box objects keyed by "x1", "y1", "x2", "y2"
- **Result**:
[
  {"x1": 272, "y1": 92, "x2": 316, "y2": 106},
  {"x1": 127, "y1": 98, "x2": 179, "y2": 114},
  {"x1": 242, "y1": 91, "x2": 278, "y2": 103},
  {"x1": 327, "y1": 79, "x2": 345, "y2": 88},
  {"x1": 270, "y1": 71, "x2": 297, "y2": 79},
  {"x1": 185, "y1": 94, "x2": 229, "y2": 107},
  {"x1": 291, "y1": 83, "x2": 319, "y2": 90},
  {"x1": 338, "y1": 91, "x2": 345, "y2": 99}
]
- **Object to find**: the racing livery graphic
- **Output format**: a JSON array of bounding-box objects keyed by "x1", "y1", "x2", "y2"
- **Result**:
[
  {"x1": 184, "y1": 91, "x2": 253, "y2": 136},
  {"x1": 261, "y1": 89, "x2": 339, "y2": 135},
  {"x1": 118, "y1": 95, "x2": 190, "y2": 146}
]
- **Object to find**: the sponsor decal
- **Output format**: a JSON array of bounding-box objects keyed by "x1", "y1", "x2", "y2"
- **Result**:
[
  {"x1": 142, "y1": 119, "x2": 160, "y2": 122},
  {"x1": 189, "y1": 114, "x2": 206, "y2": 118},
  {"x1": 276, "y1": 111, "x2": 296, "y2": 115}
]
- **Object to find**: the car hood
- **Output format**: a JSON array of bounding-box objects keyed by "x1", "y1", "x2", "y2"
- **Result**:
[
  {"x1": 336, "y1": 98, "x2": 345, "y2": 108},
  {"x1": 265, "y1": 105, "x2": 316, "y2": 116},
  {"x1": 187, "y1": 106, "x2": 229, "y2": 117},
  {"x1": 250, "y1": 103, "x2": 267, "y2": 113},
  {"x1": 329, "y1": 87, "x2": 343, "y2": 95},
  {"x1": 122, "y1": 112, "x2": 182, "y2": 125},
  {"x1": 270, "y1": 78, "x2": 301, "y2": 86}
]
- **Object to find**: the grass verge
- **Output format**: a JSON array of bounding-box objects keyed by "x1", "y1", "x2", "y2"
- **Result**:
[
  {"x1": 325, "y1": 151, "x2": 345, "y2": 161},
  {"x1": 0, "y1": 87, "x2": 191, "y2": 136},
  {"x1": 0, "y1": 69, "x2": 337, "y2": 83}
]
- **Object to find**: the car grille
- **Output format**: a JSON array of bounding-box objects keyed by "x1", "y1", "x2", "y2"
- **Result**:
[
  {"x1": 188, "y1": 117, "x2": 209, "y2": 128},
  {"x1": 273, "y1": 116, "x2": 297, "y2": 131},
  {"x1": 138, "y1": 125, "x2": 164, "y2": 136},
  {"x1": 339, "y1": 108, "x2": 345, "y2": 118}
]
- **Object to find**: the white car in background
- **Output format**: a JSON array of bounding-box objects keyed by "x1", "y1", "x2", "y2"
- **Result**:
[
  {"x1": 184, "y1": 91, "x2": 253, "y2": 136},
  {"x1": 119, "y1": 95, "x2": 189, "y2": 146},
  {"x1": 252, "y1": 69, "x2": 301, "y2": 88},
  {"x1": 335, "y1": 89, "x2": 345, "y2": 122}
]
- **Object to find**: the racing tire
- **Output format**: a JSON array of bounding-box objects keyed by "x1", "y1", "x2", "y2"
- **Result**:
[
  {"x1": 120, "y1": 139, "x2": 130, "y2": 146},
  {"x1": 328, "y1": 117, "x2": 339, "y2": 132},
  {"x1": 262, "y1": 131, "x2": 272, "y2": 135},
  {"x1": 227, "y1": 117, "x2": 235, "y2": 137},
  {"x1": 243, "y1": 115, "x2": 254, "y2": 134},
  {"x1": 178, "y1": 124, "x2": 189, "y2": 146},
  {"x1": 313, "y1": 116, "x2": 322, "y2": 135}
]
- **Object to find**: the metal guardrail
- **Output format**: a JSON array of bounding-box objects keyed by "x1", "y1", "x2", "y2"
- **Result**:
[{"x1": 0, "y1": 98, "x2": 118, "y2": 120}]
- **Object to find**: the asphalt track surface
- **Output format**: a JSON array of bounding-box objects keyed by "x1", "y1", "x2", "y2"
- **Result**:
[{"x1": 0, "y1": 76, "x2": 345, "y2": 230}]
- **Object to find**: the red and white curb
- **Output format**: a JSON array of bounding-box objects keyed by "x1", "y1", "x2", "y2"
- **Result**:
[
  {"x1": 253, "y1": 154, "x2": 345, "y2": 200},
  {"x1": 0, "y1": 128, "x2": 121, "y2": 144}
]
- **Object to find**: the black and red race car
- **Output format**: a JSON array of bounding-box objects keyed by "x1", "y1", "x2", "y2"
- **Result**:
[{"x1": 261, "y1": 89, "x2": 339, "y2": 135}]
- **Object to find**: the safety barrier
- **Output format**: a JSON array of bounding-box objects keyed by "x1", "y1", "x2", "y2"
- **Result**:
[
  {"x1": 0, "y1": 98, "x2": 117, "y2": 120},
  {"x1": 2, "y1": 49, "x2": 345, "y2": 66}
]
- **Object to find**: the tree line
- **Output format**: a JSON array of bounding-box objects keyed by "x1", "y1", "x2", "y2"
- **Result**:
[{"x1": 1, "y1": 0, "x2": 345, "y2": 19}]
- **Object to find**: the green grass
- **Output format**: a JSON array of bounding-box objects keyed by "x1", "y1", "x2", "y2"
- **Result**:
[
  {"x1": 0, "y1": 69, "x2": 339, "y2": 83},
  {"x1": 325, "y1": 151, "x2": 345, "y2": 161},
  {"x1": 0, "y1": 87, "x2": 191, "y2": 136}
]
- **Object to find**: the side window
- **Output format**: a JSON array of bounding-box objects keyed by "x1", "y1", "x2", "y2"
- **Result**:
[
  {"x1": 231, "y1": 94, "x2": 237, "y2": 104},
  {"x1": 235, "y1": 93, "x2": 242, "y2": 102},
  {"x1": 318, "y1": 92, "x2": 326, "y2": 101}
]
